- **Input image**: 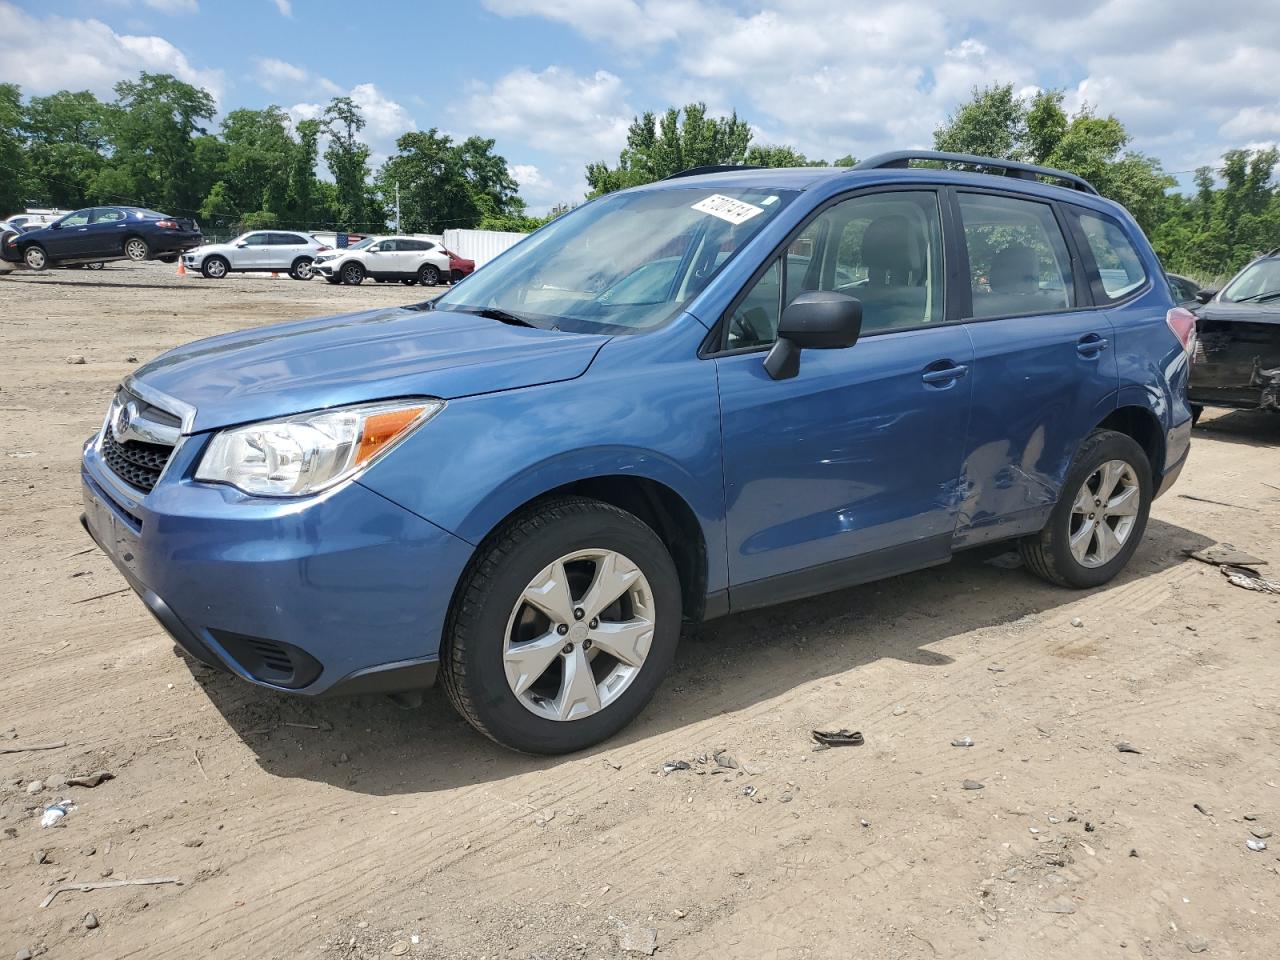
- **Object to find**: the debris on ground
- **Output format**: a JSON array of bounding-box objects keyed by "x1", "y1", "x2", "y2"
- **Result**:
[
  {"x1": 951, "y1": 736, "x2": 975, "y2": 747},
  {"x1": 1177, "y1": 493, "x2": 1256, "y2": 511},
  {"x1": 1185, "y1": 543, "x2": 1266, "y2": 568},
  {"x1": 25, "y1": 780, "x2": 43, "y2": 794},
  {"x1": 988, "y1": 666, "x2": 1006, "y2": 673},
  {"x1": 0, "y1": 740, "x2": 67, "y2": 755},
  {"x1": 892, "y1": 704, "x2": 907, "y2": 716},
  {"x1": 1115, "y1": 742, "x2": 1142, "y2": 754},
  {"x1": 962, "y1": 780, "x2": 984, "y2": 790},
  {"x1": 41, "y1": 876, "x2": 182, "y2": 908},
  {"x1": 811, "y1": 729, "x2": 864, "y2": 747},
  {"x1": 1186, "y1": 938, "x2": 1209, "y2": 954},
  {"x1": 1246, "y1": 838, "x2": 1268, "y2": 852},
  {"x1": 1071, "y1": 617, "x2": 1084, "y2": 627},
  {"x1": 65, "y1": 355, "x2": 86, "y2": 364},
  {"x1": 1193, "y1": 803, "x2": 1211, "y2": 817},
  {"x1": 860, "y1": 818, "x2": 870, "y2": 827},
  {"x1": 742, "y1": 785, "x2": 758, "y2": 799},
  {"x1": 40, "y1": 800, "x2": 76, "y2": 828},
  {"x1": 616, "y1": 921, "x2": 658, "y2": 956},
  {"x1": 713, "y1": 750, "x2": 738, "y2": 769},
  {"x1": 84, "y1": 912, "x2": 99, "y2": 930},
  {"x1": 661, "y1": 761, "x2": 690, "y2": 775},
  {"x1": 67, "y1": 770, "x2": 113, "y2": 789},
  {"x1": 1249, "y1": 827, "x2": 1272, "y2": 839},
  {"x1": 602, "y1": 758, "x2": 621, "y2": 771},
  {"x1": 1041, "y1": 900, "x2": 1077, "y2": 914},
  {"x1": 1221, "y1": 565, "x2": 1280, "y2": 595}
]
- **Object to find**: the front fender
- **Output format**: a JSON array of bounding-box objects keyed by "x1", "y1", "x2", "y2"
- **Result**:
[{"x1": 357, "y1": 318, "x2": 729, "y2": 592}]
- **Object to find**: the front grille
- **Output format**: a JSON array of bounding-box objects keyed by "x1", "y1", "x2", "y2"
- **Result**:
[{"x1": 101, "y1": 432, "x2": 172, "y2": 492}]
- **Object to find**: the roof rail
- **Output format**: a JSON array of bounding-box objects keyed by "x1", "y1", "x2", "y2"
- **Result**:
[
  {"x1": 1267, "y1": 247, "x2": 1280, "y2": 258},
  {"x1": 662, "y1": 164, "x2": 764, "y2": 180},
  {"x1": 854, "y1": 151, "x2": 1100, "y2": 195}
]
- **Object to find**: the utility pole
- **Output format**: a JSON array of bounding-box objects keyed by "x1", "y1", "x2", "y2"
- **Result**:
[{"x1": 395, "y1": 182, "x2": 401, "y2": 233}]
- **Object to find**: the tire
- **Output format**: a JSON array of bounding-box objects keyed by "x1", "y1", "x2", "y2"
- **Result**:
[
  {"x1": 124, "y1": 236, "x2": 150, "y2": 262},
  {"x1": 1019, "y1": 429, "x2": 1153, "y2": 589},
  {"x1": 1190, "y1": 404, "x2": 1204, "y2": 427},
  {"x1": 86, "y1": 261, "x2": 105, "y2": 271},
  {"x1": 441, "y1": 496, "x2": 682, "y2": 754},
  {"x1": 201, "y1": 256, "x2": 229, "y2": 279},
  {"x1": 341, "y1": 261, "x2": 365, "y2": 285},
  {"x1": 418, "y1": 264, "x2": 440, "y2": 286},
  {"x1": 23, "y1": 245, "x2": 48, "y2": 271},
  {"x1": 325, "y1": 277, "x2": 341, "y2": 285},
  {"x1": 290, "y1": 257, "x2": 314, "y2": 281},
  {"x1": 400, "y1": 278, "x2": 418, "y2": 286},
  {"x1": 157, "y1": 254, "x2": 177, "y2": 264}
]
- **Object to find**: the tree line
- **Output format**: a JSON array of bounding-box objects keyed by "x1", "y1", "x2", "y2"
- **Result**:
[
  {"x1": 0, "y1": 72, "x2": 548, "y2": 237},
  {"x1": 3, "y1": 73, "x2": 1275, "y2": 278}
]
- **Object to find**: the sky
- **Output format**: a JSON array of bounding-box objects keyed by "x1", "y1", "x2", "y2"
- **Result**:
[{"x1": 2, "y1": 0, "x2": 1279, "y2": 213}]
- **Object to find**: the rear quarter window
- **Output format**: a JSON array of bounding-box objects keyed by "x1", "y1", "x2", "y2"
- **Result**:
[{"x1": 1072, "y1": 210, "x2": 1149, "y2": 303}]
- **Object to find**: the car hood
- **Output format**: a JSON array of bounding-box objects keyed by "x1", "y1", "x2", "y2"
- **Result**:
[
  {"x1": 131, "y1": 305, "x2": 611, "y2": 432},
  {"x1": 1196, "y1": 301, "x2": 1280, "y2": 325}
]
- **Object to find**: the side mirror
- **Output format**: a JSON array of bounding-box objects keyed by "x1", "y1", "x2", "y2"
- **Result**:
[
  {"x1": 764, "y1": 291, "x2": 863, "y2": 380},
  {"x1": 1194, "y1": 289, "x2": 1217, "y2": 305},
  {"x1": 235, "y1": 241, "x2": 247, "y2": 248},
  {"x1": 49, "y1": 222, "x2": 62, "y2": 230}
]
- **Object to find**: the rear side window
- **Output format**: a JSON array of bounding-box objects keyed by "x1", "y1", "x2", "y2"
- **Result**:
[
  {"x1": 271, "y1": 233, "x2": 307, "y2": 245},
  {"x1": 401, "y1": 239, "x2": 431, "y2": 251},
  {"x1": 958, "y1": 193, "x2": 1075, "y2": 319},
  {"x1": 1073, "y1": 210, "x2": 1148, "y2": 302}
]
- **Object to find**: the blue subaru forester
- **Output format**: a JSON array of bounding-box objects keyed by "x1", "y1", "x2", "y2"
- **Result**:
[{"x1": 81, "y1": 151, "x2": 1196, "y2": 753}]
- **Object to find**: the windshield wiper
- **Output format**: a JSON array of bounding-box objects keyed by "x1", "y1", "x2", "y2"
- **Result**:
[
  {"x1": 453, "y1": 306, "x2": 538, "y2": 328},
  {"x1": 1233, "y1": 290, "x2": 1280, "y2": 303}
]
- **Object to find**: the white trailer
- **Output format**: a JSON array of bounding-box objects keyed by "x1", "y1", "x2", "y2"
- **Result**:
[{"x1": 442, "y1": 229, "x2": 528, "y2": 269}]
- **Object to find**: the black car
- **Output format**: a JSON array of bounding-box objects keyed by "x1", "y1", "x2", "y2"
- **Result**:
[
  {"x1": 2, "y1": 206, "x2": 202, "y2": 271},
  {"x1": 1167, "y1": 272, "x2": 1201, "y2": 305},
  {"x1": 1189, "y1": 249, "x2": 1280, "y2": 420}
]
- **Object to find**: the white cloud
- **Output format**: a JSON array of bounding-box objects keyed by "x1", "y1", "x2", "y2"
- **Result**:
[
  {"x1": 254, "y1": 57, "x2": 342, "y2": 96},
  {"x1": 143, "y1": 0, "x2": 199, "y2": 12},
  {"x1": 270, "y1": 0, "x2": 293, "y2": 15},
  {"x1": 480, "y1": 0, "x2": 701, "y2": 46},
  {"x1": 0, "y1": 1, "x2": 223, "y2": 103}
]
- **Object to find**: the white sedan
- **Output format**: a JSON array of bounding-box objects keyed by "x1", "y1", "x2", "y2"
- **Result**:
[{"x1": 312, "y1": 236, "x2": 452, "y2": 286}]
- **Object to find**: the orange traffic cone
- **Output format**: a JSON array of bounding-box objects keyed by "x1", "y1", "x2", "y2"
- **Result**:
[
  {"x1": 271, "y1": 271, "x2": 280, "y2": 278},
  {"x1": 176, "y1": 260, "x2": 186, "y2": 276}
]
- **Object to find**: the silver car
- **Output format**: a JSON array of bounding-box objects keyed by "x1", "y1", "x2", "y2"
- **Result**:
[{"x1": 182, "y1": 230, "x2": 330, "y2": 280}]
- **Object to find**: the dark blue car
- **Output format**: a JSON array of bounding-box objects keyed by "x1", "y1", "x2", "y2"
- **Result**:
[
  {"x1": 80, "y1": 151, "x2": 1196, "y2": 753},
  {"x1": 5, "y1": 205, "x2": 201, "y2": 270}
]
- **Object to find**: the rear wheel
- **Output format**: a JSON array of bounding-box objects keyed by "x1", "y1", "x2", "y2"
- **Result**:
[
  {"x1": 201, "y1": 256, "x2": 229, "y2": 279},
  {"x1": 1020, "y1": 429, "x2": 1152, "y2": 589},
  {"x1": 23, "y1": 245, "x2": 48, "y2": 271},
  {"x1": 290, "y1": 257, "x2": 314, "y2": 281},
  {"x1": 86, "y1": 262, "x2": 105, "y2": 270},
  {"x1": 124, "y1": 236, "x2": 150, "y2": 262},
  {"x1": 1190, "y1": 404, "x2": 1204, "y2": 426},
  {"x1": 442, "y1": 497, "x2": 681, "y2": 754},
  {"x1": 341, "y1": 261, "x2": 365, "y2": 285},
  {"x1": 418, "y1": 264, "x2": 440, "y2": 286}
]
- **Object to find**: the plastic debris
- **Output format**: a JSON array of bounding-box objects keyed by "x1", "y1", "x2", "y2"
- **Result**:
[
  {"x1": 713, "y1": 750, "x2": 738, "y2": 770},
  {"x1": 40, "y1": 800, "x2": 77, "y2": 828},
  {"x1": 742, "y1": 785, "x2": 758, "y2": 799},
  {"x1": 1246, "y1": 838, "x2": 1268, "y2": 852},
  {"x1": 951, "y1": 736, "x2": 974, "y2": 748},
  {"x1": 811, "y1": 729, "x2": 864, "y2": 747},
  {"x1": 661, "y1": 761, "x2": 690, "y2": 775},
  {"x1": 1070, "y1": 617, "x2": 1084, "y2": 628},
  {"x1": 1222, "y1": 565, "x2": 1280, "y2": 595}
]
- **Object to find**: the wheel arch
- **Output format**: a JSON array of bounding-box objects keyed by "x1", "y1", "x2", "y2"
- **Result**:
[{"x1": 1094, "y1": 404, "x2": 1165, "y2": 480}]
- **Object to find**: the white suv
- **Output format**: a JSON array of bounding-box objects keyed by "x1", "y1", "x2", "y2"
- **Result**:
[
  {"x1": 182, "y1": 231, "x2": 329, "y2": 280},
  {"x1": 312, "y1": 235, "x2": 452, "y2": 286}
]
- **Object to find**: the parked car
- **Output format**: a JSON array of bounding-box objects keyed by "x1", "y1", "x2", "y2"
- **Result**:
[
  {"x1": 182, "y1": 231, "x2": 329, "y2": 280},
  {"x1": 3, "y1": 209, "x2": 64, "y2": 231},
  {"x1": 442, "y1": 245, "x2": 475, "y2": 281},
  {"x1": 5, "y1": 206, "x2": 201, "y2": 271},
  {"x1": 80, "y1": 151, "x2": 1194, "y2": 754},
  {"x1": 312, "y1": 235, "x2": 452, "y2": 286},
  {"x1": 1167, "y1": 272, "x2": 1201, "y2": 304},
  {"x1": 1188, "y1": 248, "x2": 1280, "y2": 421}
]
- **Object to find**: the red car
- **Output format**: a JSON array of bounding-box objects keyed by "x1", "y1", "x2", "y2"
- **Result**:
[{"x1": 442, "y1": 247, "x2": 474, "y2": 281}]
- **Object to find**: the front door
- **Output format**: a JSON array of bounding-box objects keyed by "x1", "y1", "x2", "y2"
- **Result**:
[
  {"x1": 45, "y1": 209, "x2": 91, "y2": 258},
  {"x1": 85, "y1": 207, "x2": 128, "y2": 257},
  {"x1": 951, "y1": 190, "x2": 1118, "y2": 545},
  {"x1": 232, "y1": 233, "x2": 271, "y2": 269},
  {"x1": 715, "y1": 189, "x2": 974, "y2": 608}
]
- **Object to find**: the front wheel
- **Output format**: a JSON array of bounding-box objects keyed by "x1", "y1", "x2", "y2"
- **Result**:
[
  {"x1": 441, "y1": 497, "x2": 681, "y2": 754},
  {"x1": 124, "y1": 236, "x2": 150, "y2": 262},
  {"x1": 1020, "y1": 429, "x2": 1152, "y2": 589},
  {"x1": 290, "y1": 257, "x2": 314, "y2": 281},
  {"x1": 23, "y1": 245, "x2": 48, "y2": 271},
  {"x1": 341, "y1": 262, "x2": 365, "y2": 285},
  {"x1": 201, "y1": 256, "x2": 229, "y2": 279}
]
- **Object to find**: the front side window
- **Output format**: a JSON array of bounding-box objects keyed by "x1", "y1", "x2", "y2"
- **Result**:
[
  {"x1": 91, "y1": 208, "x2": 124, "y2": 224},
  {"x1": 1220, "y1": 258, "x2": 1280, "y2": 304},
  {"x1": 726, "y1": 190, "x2": 944, "y2": 350},
  {"x1": 240, "y1": 233, "x2": 269, "y2": 247},
  {"x1": 58, "y1": 210, "x2": 91, "y2": 227},
  {"x1": 433, "y1": 186, "x2": 797, "y2": 334},
  {"x1": 959, "y1": 193, "x2": 1074, "y2": 319},
  {"x1": 1074, "y1": 210, "x2": 1148, "y2": 302}
]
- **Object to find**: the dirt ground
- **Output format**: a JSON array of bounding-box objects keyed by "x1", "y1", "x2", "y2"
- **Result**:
[{"x1": 1, "y1": 261, "x2": 1278, "y2": 960}]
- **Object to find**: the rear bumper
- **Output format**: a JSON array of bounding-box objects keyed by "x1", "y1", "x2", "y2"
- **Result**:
[
  {"x1": 151, "y1": 232, "x2": 203, "y2": 255},
  {"x1": 80, "y1": 435, "x2": 472, "y2": 696}
]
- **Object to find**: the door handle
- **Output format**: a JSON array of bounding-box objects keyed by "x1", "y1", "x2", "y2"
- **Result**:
[
  {"x1": 1077, "y1": 333, "x2": 1109, "y2": 357},
  {"x1": 922, "y1": 362, "x2": 969, "y2": 385},
  {"x1": 77, "y1": 227, "x2": 88, "y2": 232}
]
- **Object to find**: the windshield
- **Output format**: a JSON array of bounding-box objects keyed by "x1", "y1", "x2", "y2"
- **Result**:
[
  {"x1": 1221, "y1": 259, "x2": 1280, "y2": 303},
  {"x1": 432, "y1": 186, "x2": 797, "y2": 333},
  {"x1": 344, "y1": 237, "x2": 374, "y2": 251}
]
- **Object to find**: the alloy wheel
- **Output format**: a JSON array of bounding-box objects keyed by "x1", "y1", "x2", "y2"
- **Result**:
[
  {"x1": 125, "y1": 238, "x2": 148, "y2": 261},
  {"x1": 1068, "y1": 459, "x2": 1141, "y2": 568},
  {"x1": 503, "y1": 549, "x2": 656, "y2": 722}
]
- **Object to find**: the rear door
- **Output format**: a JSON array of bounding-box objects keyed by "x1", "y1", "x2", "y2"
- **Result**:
[
  {"x1": 715, "y1": 188, "x2": 975, "y2": 606},
  {"x1": 271, "y1": 232, "x2": 310, "y2": 269},
  {"x1": 951, "y1": 189, "x2": 1117, "y2": 546}
]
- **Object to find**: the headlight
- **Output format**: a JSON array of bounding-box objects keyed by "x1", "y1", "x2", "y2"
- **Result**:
[{"x1": 195, "y1": 398, "x2": 443, "y2": 497}]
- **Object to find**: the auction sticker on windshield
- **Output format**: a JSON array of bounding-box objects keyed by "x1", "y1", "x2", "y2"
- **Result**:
[{"x1": 692, "y1": 194, "x2": 765, "y2": 225}]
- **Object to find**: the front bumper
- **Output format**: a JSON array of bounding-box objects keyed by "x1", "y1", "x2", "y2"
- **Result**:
[
  {"x1": 313, "y1": 261, "x2": 337, "y2": 277},
  {"x1": 80, "y1": 433, "x2": 473, "y2": 696}
]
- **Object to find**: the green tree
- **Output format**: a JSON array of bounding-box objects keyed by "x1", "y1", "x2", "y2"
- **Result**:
[
  {"x1": 95, "y1": 72, "x2": 216, "y2": 212},
  {"x1": 322, "y1": 96, "x2": 372, "y2": 228},
  {"x1": 586, "y1": 103, "x2": 752, "y2": 195},
  {"x1": 21, "y1": 90, "x2": 110, "y2": 208},
  {"x1": 212, "y1": 106, "x2": 295, "y2": 222},
  {"x1": 0, "y1": 83, "x2": 28, "y2": 213},
  {"x1": 934, "y1": 84, "x2": 1028, "y2": 160},
  {"x1": 285, "y1": 117, "x2": 326, "y2": 226}
]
